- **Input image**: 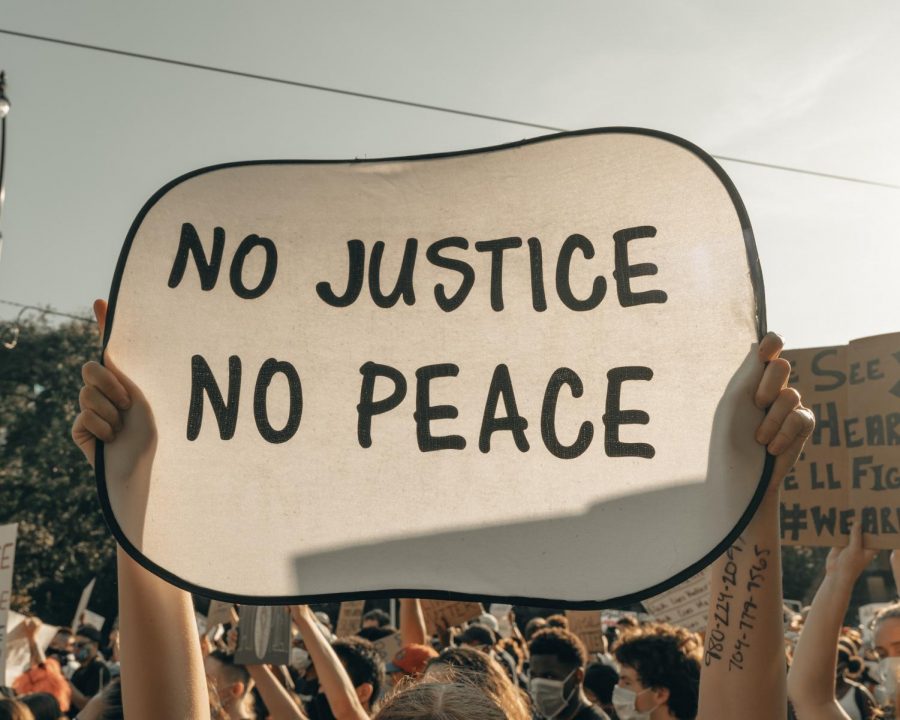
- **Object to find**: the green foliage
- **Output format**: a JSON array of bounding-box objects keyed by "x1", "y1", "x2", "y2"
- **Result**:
[
  {"x1": 0, "y1": 315, "x2": 118, "y2": 627},
  {"x1": 782, "y1": 544, "x2": 829, "y2": 605}
]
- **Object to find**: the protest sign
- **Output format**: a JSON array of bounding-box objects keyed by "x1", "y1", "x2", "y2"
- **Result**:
[
  {"x1": 489, "y1": 603, "x2": 513, "y2": 638},
  {"x1": 3, "y1": 611, "x2": 59, "y2": 686},
  {"x1": 207, "y1": 599, "x2": 237, "y2": 627},
  {"x1": 0, "y1": 523, "x2": 17, "y2": 682},
  {"x1": 641, "y1": 571, "x2": 710, "y2": 633},
  {"x1": 234, "y1": 605, "x2": 291, "y2": 665},
  {"x1": 99, "y1": 127, "x2": 769, "y2": 606},
  {"x1": 71, "y1": 577, "x2": 96, "y2": 630},
  {"x1": 371, "y1": 631, "x2": 405, "y2": 665},
  {"x1": 83, "y1": 609, "x2": 106, "y2": 631},
  {"x1": 421, "y1": 600, "x2": 484, "y2": 635},
  {"x1": 335, "y1": 600, "x2": 366, "y2": 637},
  {"x1": 780, "y1": 332, "x2": 900, "y2": 548},
  {"x1": 565, "y1": 610, "x2": 605, "y2": 652}
]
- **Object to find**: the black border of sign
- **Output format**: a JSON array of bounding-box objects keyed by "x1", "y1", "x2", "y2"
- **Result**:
[{"x1": 96, "y1": 126, "x2": 774, "y2": 608}]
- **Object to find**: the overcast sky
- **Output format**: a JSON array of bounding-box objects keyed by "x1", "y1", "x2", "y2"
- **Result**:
[{"x1": 0, "y1": 0, "x2": 897, "y2": 348}]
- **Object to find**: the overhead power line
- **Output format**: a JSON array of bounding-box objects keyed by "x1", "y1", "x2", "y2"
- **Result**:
[
  {"x1": 0, "y1": 298, "x2": 93, "y2": 323},
  {"x1": 1, "y1": 27, "x2": 898, "y2": 190}
]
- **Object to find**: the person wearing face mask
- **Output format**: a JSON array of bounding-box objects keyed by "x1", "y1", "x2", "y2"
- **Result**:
[
  {"x1": 835, "y1": 637, "x2": 878, "y2": 720},
  {"x1": 527, "y1": 627, "x2": 610, "y2": 720},
  {"x1": 204, "y1": 650, "x2": 255, "y2": 720},
  {"x1": 613, "y1": 631, "x2": 700, "y2": 720},
  {"x1": 11, "y1": 618, "x2": 72, "y2": 714},
  {"x1": 874, "y1": 603, "x2": 900, "y2": 716},
  {"x1": 68, "y1": 626, "x2": 111, "y2": 712}
]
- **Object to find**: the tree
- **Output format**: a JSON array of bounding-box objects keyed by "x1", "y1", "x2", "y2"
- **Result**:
[{"x1": 0, "y1": 314, "x2": 118, "y2": 628}]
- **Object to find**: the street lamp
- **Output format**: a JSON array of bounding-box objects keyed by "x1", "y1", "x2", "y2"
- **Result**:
[{"x1": 0, "y1": 70, "x2": 9, "y2": 262}]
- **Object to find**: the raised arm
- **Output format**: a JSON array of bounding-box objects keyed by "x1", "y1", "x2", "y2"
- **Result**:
[
  {"x1": 291, "y1": 605, "x2": 368, "y2": 720},
  {"x1": 787, "y1": 523, "x2": 875, "y2": 719},
  {"x1": 247, "y1": 663, "x2": 308, "y2": 720},
  {"x1": 72, "y1": 299, "x2": 211, "y2": 720},
  {"x1": 698, "y1": 332, "x2": 815, "y2": 720},
  {"x1": 400, "y1": 598, "x2": 427, "y2": 647}
]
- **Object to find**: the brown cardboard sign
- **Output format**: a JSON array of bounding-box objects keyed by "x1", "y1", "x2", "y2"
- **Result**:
[
  {"x1": 335, "y1": 600, "x2": 366, "y2": 638},
  {"x1": 565, "y1": 610, "x2": 605, "y2": 652},
  {"x1": 780, "y1": 332, "x2": 900, "y2": 548},
  {"x1": 421, "y1": 600, "x2": 485, "y2": 635},
  {"x1": 98, "y1": 128, "x2": 769, "y2": 606}
]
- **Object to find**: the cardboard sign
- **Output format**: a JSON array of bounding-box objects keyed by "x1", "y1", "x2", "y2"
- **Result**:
[
  {"x1": 234, "y1": 605, "x2": 292, "y2": 665},
  {"x1": 99, "y1": 128, "x2": 769, "y2": 606},
  {"x1": 641, "y1": 571, "x2": 710, "y2": 633},
  {"x1": 335, "y1": 600, "x2": 366, "y2": 637},
  {"x1": 421, "y1": 600, "x2": 485, "y2": 635},
  {"x1": 0, "y1": 523, "x2": 17, "y2": 682},
  {"x1": 207, "y1": 600, "x2": 238, "y2": 628},
  {"x1": 565, "y1": 610, "x2": 605, "y2": 652},
  {"x1": 71, "y1": 577, "x2": 96, "y2": 630},
  {"x1": 780, "y1": 333, "x2": 900, "y2": 547},
  {"x1": 3, "y1": 611, "x2": 59, "y2": 686},
  {"x1": 371, "y1": 631, "x2": 405, "y2": 664}
]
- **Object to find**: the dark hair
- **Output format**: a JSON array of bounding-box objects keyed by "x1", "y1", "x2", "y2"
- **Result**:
[
  {"x1": 528, "y1": 628, "x2": 588, "y2": 670},
  {"x1": 333, "y1": 637, "x2": 385, "y2": 703},
  {"x1": 209, "y1": 650, "x2": 251, "y2": 691},
  {"x1": 0, "y1": 698, "x2": 34, "y2": 720},
  {"x1": 456, "y1": 624, "x2": 496, "y2": 648},
  {"x1": 545, "y1": 614, "x2": 569, "y2": 630},
  {"x1": 363, "y1": 609, "x2": 392, "y2": 628},
  {"x1": 20, "y1": 694, "x2": 60, "y2": 720},
  {"x1": 100, "y1": 679, "x2": 124, "y2": 720},
  {"x1": 615, "y1": 634, "x2": 700, "y2": 720},
  {"x1": 358, "y1": 626, "x2": 397, "y2": 642},
  {"x1": 75, "y1": 625, "x2": 102, "y2": 644},
  {"x1": 584, "y1": 663, "x2": 618, "y2": 705},
  {"x1": 524, "y1": 617, "x2": 547, "y2": 641}
]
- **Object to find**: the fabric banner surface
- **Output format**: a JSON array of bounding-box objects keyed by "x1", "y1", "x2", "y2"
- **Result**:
[
  {"x1": 780, "y1": 332, "x2": 900, "y2": 548},
  {"x1": 99, "y1": 128, "x2": 769, "y2": 606}
]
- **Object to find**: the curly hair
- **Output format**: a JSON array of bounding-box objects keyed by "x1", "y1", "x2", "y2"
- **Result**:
[
  {"x1": 614, "y1": 633, "x2": 700, "y2": 720},
  {"x1": 333, "y1": 637, "x2": 386, "y2": 704},
  {"x1": 527, "y1": 627, "x2": 588, "y2": 670}
]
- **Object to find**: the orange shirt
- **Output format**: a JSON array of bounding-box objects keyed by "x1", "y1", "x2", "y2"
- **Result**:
[{"x1": 12, "y1": 656, "x2": 72, "y2": 712}]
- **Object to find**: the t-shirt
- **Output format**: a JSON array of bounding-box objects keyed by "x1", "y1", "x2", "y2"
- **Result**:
[
  {"x1": 572, "y1": 702, "x2": 611, "y2": 720},
  {"x1": 71, "y1": 657, "x2": 112, "y2": 699},
  {"x1": 12, "y1": 657, "x2": 72, "y2": 712}
]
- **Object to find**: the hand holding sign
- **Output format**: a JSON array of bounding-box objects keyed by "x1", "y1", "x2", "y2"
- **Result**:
[{"x1": 94, "y1": 128, "x2": 780, "y2": 605}]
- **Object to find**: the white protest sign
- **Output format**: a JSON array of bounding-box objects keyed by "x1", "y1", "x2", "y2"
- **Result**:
[
  {"x1": 3, "y1": 611, "x2": 59, "y2": 686},
  {"x1": 82, "y1": 610, "x2": 106, "y2": 631},
  {"x1": 0, "y1": 523, "x2": 17, "y2": 682},
  {"x1": 641, "y1": 571, "x2": 710, "y2": 633},
  {"x1": 99, "y1": 128, "x2": 769, "y2": 606},
  {"x1": 372, "y1": 631, "x2": 405, "y2": 665},
  {"x1": 72, "y1": 577, "x2": 96, "y2": 630},
  {"x1": 489, "y1": 603, "x2": 513, "y2": 638}
]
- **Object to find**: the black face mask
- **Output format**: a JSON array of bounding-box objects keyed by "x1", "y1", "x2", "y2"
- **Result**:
[
  {"x1": 46, "y1": 648, "x2": 69, "y2": 660},
  {"x1": 306, "y1": 692, "x2": 336, "y2": 720}
]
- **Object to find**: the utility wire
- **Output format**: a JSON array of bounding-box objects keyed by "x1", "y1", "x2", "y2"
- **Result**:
[
  {"x1": 3, "y1": 27, "x2": 898, "y2": 190},
  {"x1": 0, "y1": 298, "x2": 94, "y2": 323}
]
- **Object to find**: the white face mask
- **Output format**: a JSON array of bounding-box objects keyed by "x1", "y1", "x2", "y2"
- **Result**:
[
  {"x1": 612, "y1": 685, "x2": 659, "y2": 720},
  {"x1": 290, "y1": 647, "x2": 311, "y2": 672},
  {"x1": 879, "y1": 657, "x2": 900, "y2": 696},
  {"x1": 528, "y1": 668, "x2": 577, "y2": 719}
]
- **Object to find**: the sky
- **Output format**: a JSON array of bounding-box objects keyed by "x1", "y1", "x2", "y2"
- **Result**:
[{"x1": 0, "y1": 0, "x2": 897, "y2": 349}]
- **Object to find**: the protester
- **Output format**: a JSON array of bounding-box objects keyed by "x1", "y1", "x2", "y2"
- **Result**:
[
  {"x1": 68, "y1": 626, "x2": 111, "y2": 712},
  {"x1": 584, "y1": 662, "x2": 620, "y2": 719},
  {"x1": 528, "y1": 627, "x2": 609, "y2": 719},
  {"x1": 374, "y1": 680, "x2": 507, "y2": 720},
  {"x1": 614, "y1": 627, "x2": 700, "y2": 720},
  {"x1": 204, "y1": 650, "x2": 254, "y2": 720},
  {"x1": 362, "y1": 610, "x2": 392, "y2": 630},
  {"x1": 11, "y1": 618, "x2": 71, "y2": 713},
  {"x1": 70, "y1": 299, "x2": 819, "y2": 719},
  {"x1": 0, "y1": 699, "x2": 35, "y2": 720},
  {"x1": 17, "y1": 694, "x2": 61, "y2": 720},
  {"x1": 873, "y1": 602, "x2": 900, "y2": 713},
  {"x1": 386, "y1": 644, "x2": 438, "y2": 686},
  {"x1": 44, "y1": 629, "x2": 79, "y2": 679}
]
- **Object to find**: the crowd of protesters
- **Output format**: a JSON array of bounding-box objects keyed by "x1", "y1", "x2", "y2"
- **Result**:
[{"x1": 2, "y1": 309, "x2": 900, "y2": 719}]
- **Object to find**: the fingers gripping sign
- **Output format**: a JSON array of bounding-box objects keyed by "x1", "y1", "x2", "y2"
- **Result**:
[{"x1": 754, "y1": 332, "x2": 815, "y2": 488}]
